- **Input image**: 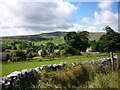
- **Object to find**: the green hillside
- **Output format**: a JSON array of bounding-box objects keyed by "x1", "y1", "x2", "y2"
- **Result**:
[
  {"x1": 1, "y1": 32, "x2": 105, "y2": 46},
  {"x1": 89, "y1": 32, "x2": 105, "y2": 41}
]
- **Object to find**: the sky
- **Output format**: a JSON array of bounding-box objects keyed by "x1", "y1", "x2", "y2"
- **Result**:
[{"x1": 0, "y1": 0, "x2": 119, "y2": 36}]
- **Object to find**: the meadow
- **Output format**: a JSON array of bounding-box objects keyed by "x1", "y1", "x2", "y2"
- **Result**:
[{"x1": 2, "y1": 54, "x2": 108, "y2": 77}]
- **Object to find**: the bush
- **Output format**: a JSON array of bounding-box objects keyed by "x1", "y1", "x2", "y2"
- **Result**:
[
  {"x1": 11, "y1": 50, "x2": 26, "y2": 61},
  {"x1": 27, "y1": 51, "x2": 38, "y2": 58},
  {"x1": 63, "y1": 45, "x2": 81, "y2": 55},
  {"x1": 52, "y1": 52, "x2": 60, "y2": 57}
]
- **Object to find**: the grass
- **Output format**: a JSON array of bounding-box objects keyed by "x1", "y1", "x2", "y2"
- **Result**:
[
  {"x1": 2, "y1": 55, "x2": 108, "y2": 77},
  {"x1": 88, "y1": 71, "x2": 118, "y2": 88}
]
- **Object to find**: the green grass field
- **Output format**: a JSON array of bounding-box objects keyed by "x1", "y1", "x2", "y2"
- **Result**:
[{"x1": 2, "y1": 55, "x2": 108, "y2": 77}]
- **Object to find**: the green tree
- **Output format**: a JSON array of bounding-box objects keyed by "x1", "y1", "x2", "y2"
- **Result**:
[
  {"x1": 11, "y1": 50, "x2": 26, "y2": 61},
  {"x1": 64, "y1": 45, "x2": 80, "y2": 55},
  {"x1": 46, "y1": 42, "x2": 55, "y2": 53},
  {"x1": 27, "y1": 51, "x2": 38, "y2": 58},
  {"x1": 41, "y1": 49, "x2": 47, "y2": 58},
  {"x1": 6, "y1": 54, "x2": 10, "y2": 61},
  {"x1": 64, "y1": 31, "x2": 89, "y2": 54},
  {"x1": 78, "y1": 31, "x2": 89, "y2": 51},
  {"x1": 19, "y1": 42, "x2": 28, "y2": 49},
  {"x1": 95, "y1": 28, "x2": 120, "y2": 52},
  {"x1": 12, "y1": 46, "x2": 17, "y2": 50},
  {"x1": 94, "y1": 26, "x2": 120, "y2": 69}
]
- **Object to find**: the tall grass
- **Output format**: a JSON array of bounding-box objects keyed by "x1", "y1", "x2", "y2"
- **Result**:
[
  {"x1": 34, "y1": 59, "x2": 119, "y2": 88},
  {"x1": 54, "y1": 64, "x2": 91, "y2": 88},
  {"x1": 88, "y1": 71, "x2": 118, "y2": 88}
]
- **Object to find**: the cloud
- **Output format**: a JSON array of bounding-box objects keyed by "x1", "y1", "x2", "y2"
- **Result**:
[
  {"x1": 65, "y1": 24, "x2": 83, "y2": 32},
  {"x1": 82, "y1": 17, "x2": 91, "y2": 25},
  {"x1": 93, "y1": 10, "x2": 118, "y2": 30},
  {"x1": 82, "y1": 1, "x2": 118, "y2": 32},
  {"x1": 0, "y1": 0, "x2": 77, "y2": 36},
  {"x1": 98, "y1": 0, "x2": 113, "y2": 10}
]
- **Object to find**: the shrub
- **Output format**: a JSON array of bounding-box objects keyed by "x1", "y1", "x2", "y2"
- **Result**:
[
  {"x1": 27, "y1": 51, "x2": 38, "y2": 58},
  {"x1": 64, "y1": 45, "x2": 81, "y2": 56},
  {"x1": 11, "y1": 50, "x2": 26, "y2": 61},
  {"x1": 52, "y1": 52, "x2": 60, "y2": 57}
]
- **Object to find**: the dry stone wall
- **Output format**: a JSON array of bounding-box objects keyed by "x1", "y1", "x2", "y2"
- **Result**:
[{"x1": 0, "y1": 57, "x2": 118, "y2": 89}]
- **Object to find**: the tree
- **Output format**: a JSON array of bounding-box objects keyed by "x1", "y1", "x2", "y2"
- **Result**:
[
  {"x1": 94, "y1": 26, "x2": 120, "y2": 69},
  {"x1": 6, "y1": 54, "x2": 10, "y2": 61},
  {"x1": 27, "y1": 51, "x2": 38, "y2": 58},
  {"x1": 12, "y1": 46, "x2": 17, "y2": 50},
  {"x1": 96, "y1": 29, "x2": 120, "y2": 52},
  {"x1": 64, "y1": 31, "x2": 89, "y2": 54},
  {"x1": 41, "y1": 49, "x2": 47, "y2": 58},
  {"x1": 102, "y1": 25, "x2": 114, "y2": 33},
  {"x1": 11, "y1": 50, "x2": 26, "y2": 61},
  {"x1": 19, "y1": 42, "x2": 28, "y2": 49},
  {"x1": 64, "y1": 45, "x2": 81, "y2": 55},
  {"x1": 46, "y1": 42, "x2": 55, "y2": 53},
  {"x1": 78, "y1": 31, "x2": 89, "y2": 51}
]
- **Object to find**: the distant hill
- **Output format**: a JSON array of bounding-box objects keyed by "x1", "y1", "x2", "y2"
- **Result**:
[
  {"x1": 2, "y1": 31, "x2": 105, "y2": 42},
  {"x1": 89, "y1": 32, "x2": 105, "y2": 41},
  {"x1": 2, "y1": 32, "x2": 66, "y2": 41}
]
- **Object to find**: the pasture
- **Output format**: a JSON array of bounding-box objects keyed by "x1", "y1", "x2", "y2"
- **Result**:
[{"x1": 2, "y1": 55, "x2": 108, "y2": 77}]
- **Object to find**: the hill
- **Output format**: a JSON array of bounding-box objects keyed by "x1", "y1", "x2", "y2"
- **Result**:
[
  {"x1": 89, "y1": 32, "x2": 105, "y2": 41},
  {"x1": 2, "y1": 32, "x2": 66, "y2": 41},
  {"x1": 1, "y1": 32, "x2": 105, "y2": 45}
]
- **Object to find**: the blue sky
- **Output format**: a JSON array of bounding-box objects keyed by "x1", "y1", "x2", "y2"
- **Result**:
[
  {"x1": 71, "y1": 2, "x2": 118, "y2": 25},
  {"x1": 0, "y1": 0, "x2": 119, "y2": 36}
]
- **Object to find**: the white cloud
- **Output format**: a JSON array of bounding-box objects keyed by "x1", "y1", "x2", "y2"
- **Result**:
[
  {"x1": 0, "y1": 0, "x2": 77, "y2": 36},
  {"x1": 82, "y1": 1, "x2": 118, "y2": 32},
  {"x1": 93, "y1": 10, "x2": 118, "y2": 30},
  {"x1": 82, "y1": 17, "x2": 91, "y2": 25},
  {"x1": 98, "y1": 0, "x2": 113, "y2": 10},
  {"x1": 84, "y1": 26, "x2": 103, "y2": 32},
  {"x1": 66, "y1": 24, "x2": 83, "y2": 32}
]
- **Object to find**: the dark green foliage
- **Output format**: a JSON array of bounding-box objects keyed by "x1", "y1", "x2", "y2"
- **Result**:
[
  {"x1": 103, "y1": 25, "x2": 114, "y2": 33},
  {"x1": 41, "y1": 49, "x2": 47, "y2": 58},
  {"x1": 64, "y1": 32, "x2": 81, "y2": 51},
  {"x1": 27, "y1": 51, "x2": 38, "y2": 58},
  {"x1": 64, "y1": 31, "x2": 89, "y2": 54},
  {"x1": 93, "y1": 30, "x2": 120, "y2": 52},
  {"x1": 11, "y1": 50, "x2": 26, "y2": 61},
  {"x1": 78, "y1": 31, "x2": 89, "y2": 51},
  {"x1": 27, "y1": 48, "x2": 36, "y2": 53},
  {"x1": 58, "y1": 44, "x2": 65, "y2": 50},
  {"x1": 46, "y1": 42, "x2": 55, "y2": 53},
  {"x1": 52, "y1": 51, "x2": 60, "y2": 57},
  {"x1": 64, "y1": 45, "x2": 81, "y2": 55},
  {"x1": 5, "y1": 54, "x2": 10, "y2": 61},
  {"x1": 12, "y1": 46, "x2": 17, "y2": 50},
  {"x1": 19, "y1": 42, "x2": 28, "y2": 49},
  {"x1": 2, "y1": 44, "x2": 12, "y2": 51}
]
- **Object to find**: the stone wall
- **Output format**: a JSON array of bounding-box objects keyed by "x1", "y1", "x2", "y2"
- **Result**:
[{"x1": 0, "y1": 56, "x2": 119, "y2": 89}]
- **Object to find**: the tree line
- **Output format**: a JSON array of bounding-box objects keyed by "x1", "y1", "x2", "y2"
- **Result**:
[{"x1": 3, "y1": 26, "x2": 120, "y2": 62}]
